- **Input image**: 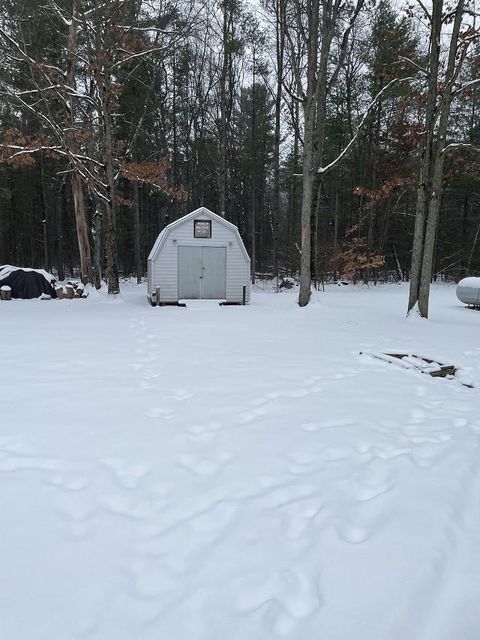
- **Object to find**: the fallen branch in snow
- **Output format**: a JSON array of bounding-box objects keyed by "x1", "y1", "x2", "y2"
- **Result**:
[{"x1": 360, "y1": 351, "x2": 474, "y2": 388}]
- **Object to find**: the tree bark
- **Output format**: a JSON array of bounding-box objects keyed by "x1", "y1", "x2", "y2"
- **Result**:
[
  {"x1": 39, "y1": 155, "x2": 49, "y2": 271},
  {"x1": 92, "y1": 206, "x2": 102, "y2": 289},
  {"x1": 70, "y1": 173, "x2": 92, "y2": 284},
  {"x1": 100, "y1": 73, "x2": 120, "y2": 295},
  {"x1": 55, "y1": 180, "x2": 65, "y2": 281},
  {"x1": 272, "y1": 0, "x2": 286, "y2": 281},
  {"x1": 218, "y1": 1, "x2": 229, "y2": 218},
  {"x1": 66, "y1": 0, "x2": 93, "y2": 284},
  {"x1": 132, "y1": 180, "x2": 142, "y2": 284},
  {"x1": 407, "y1": 0, "x2": 442, "y2": 313},
  {"x1": 410, "y1": 0, "x2": 465, "y2": 317},
  {"x1": 298, "y1": 0, "x2": 320, "y2": 307}
]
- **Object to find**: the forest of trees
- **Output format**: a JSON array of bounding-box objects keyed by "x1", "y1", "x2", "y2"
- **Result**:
[{"x1": 0, "y1": 0, "x2": 479, "y2": 315}]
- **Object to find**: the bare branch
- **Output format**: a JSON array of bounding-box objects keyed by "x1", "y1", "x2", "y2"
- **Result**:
[
  {"x1": 328, "y1": 0, "x2": 366, "y2": 91},
  {"x1": 453, "y1": 78, "x2": 480, "y2": 96},
  {"x1": 442, "y1": 142, "x2": 480, "y2": 154},
  {"x1": 414, "y1": 0, "x2": 432, "y2": 22},
  {"x1": 397, "y1": 55, "x2": 428, "y2": 75},
  {"x1": 317, "y1": 77, "x2": 414, "y2": 175}
]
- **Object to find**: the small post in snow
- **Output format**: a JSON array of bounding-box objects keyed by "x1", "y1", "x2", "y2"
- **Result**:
[
  {"x1": 155, "y1": 287, "x2": 160, "y2": 307},
  {"x1": 242, "y1": 285, "x2": 246, "y2": 306},
  {"x1": 0, "y1": 285, "x2": 12, "y2": 301}
]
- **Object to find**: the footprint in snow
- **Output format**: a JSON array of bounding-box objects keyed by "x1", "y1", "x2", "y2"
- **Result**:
[
  {"x1": 336, "y1": 523, "x2": 371, "y2": 544},
  {"x1": 178, "y1": 451, "x2": 233, "y2": 476},
  {"x1": 301, "y1": 422, "x2": 320, "y2": 432},
  {"x1": 47, "y1": 474, "x2": 89, "y2": 491},
  {"x1": 0, "y1": 455, "x2": 63, "y2": 474},
  {"x1": 189, "y1": 500, "x2": 238, "y2": 536},
  {"x1": 281, "y1": 498, "x2": 324, "y2": 540},
  {"x1": 255, "y1": 483, "x2": 314, "y2": 510},
  {"x1": 351, "y1": 460, "x2": 395, "y2": 503},
  {"x1": 354, "y1": 483, "x2": 393, "y2": 502},
  {"x1": 409, "y1": 442, "x2": 452, "y2": 469},
  {"x1": 0, "y1": 437, "x2": 35, "y2": 456},
  {"x1": 408, "y1": 434, "x2": 452, "y2": 444},
  {"x1": 234, "y1": 569, "x2": 321, "y2": 635},
  {"x1": 98, "y1": 493, "x2": 152, "y2": 519},
  {"x1": 146, "y1": 407, "x2": 174, "y2": 420},
  {"x1": 58, "y1": 496, "x2": 95, "y2": 538},
  {"x1": 251, "y1": 393, "x2": 279, "y2": 407},
  {"x1": 287, "y1": 446, "x2": 351, "y2": 474},
  {"x1": 237, "y1": 406, "x2": 269, "y2": 424},
  {"x1": 355, "y1": 442, "x2": 372, "y2": 454},
  {"x1": 373, "y1": 446, "x2": 411, "y2": 461},
  {"x1": 172, "y1": 389, "x2": 193, "y2": 400},
  {"x1": 101, "y1": 457, "x2": 151, "y2": 489},
  {"x1": 319, "y1": 417, "x2": 356, "y2": 429},
  {"x1": 186, "y1": 422, "x2": 223, "y2": 443},
  {"x1": 286, "y1": 388, "x2": 311, "y2": 398},
  {"x1": 408, "y1": 408, "x2": 426, "y2": 425}
]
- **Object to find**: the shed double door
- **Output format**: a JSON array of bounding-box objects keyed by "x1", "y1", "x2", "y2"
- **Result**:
[{"x1": 178, "y1": 246, "x2": 226, "y2": 299}]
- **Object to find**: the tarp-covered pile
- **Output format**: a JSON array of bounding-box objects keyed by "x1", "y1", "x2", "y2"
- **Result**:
[{"x1": 0, "y1": 265, "x2": 56, "y2": 299}]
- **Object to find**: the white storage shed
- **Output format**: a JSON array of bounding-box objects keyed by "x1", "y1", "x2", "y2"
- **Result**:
[{"x1": 147, "y1": 207, "x2": 251, "y2": 305}]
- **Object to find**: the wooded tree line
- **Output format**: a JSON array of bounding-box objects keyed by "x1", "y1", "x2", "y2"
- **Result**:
[{"x1": 0, "y1": 0, "x2": 479, "y2": 315}]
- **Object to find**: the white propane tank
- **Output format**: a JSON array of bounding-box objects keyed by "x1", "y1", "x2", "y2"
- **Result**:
[{"x1": 456, "y1": 277, "x2": 480, "y2": 307}]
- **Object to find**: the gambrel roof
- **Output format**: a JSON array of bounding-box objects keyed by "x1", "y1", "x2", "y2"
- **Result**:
[{"x1": 147, "y1": 207, "x2": 250, "y2": 263}]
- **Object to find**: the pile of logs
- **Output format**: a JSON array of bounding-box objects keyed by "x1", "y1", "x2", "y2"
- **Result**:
[{"x1": 55, "y1": 282, "x2": 88, "y2": 299}]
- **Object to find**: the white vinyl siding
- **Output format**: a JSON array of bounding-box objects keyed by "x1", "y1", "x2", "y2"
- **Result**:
[{"x1": 147, "y1": 208, "x2": 250, "y2": 303}]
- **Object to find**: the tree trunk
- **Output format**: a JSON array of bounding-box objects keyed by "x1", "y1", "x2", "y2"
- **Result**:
[
  {"x1": 71, "y1": 173, "x2": 92, "y2": 284},
  {"x1": 55, "y1": 180, "x2": 65, "y2": 281},
  {"x1": 101, "y1": 74, "x2": 120, "y2": 295},
  {"x1": 408, "y1": 0, "x2": 442, "y2": 313},
  {"x1": 218, "y1": 3, "x2": 229, "y2": 218},
  {"x1": 411, "y1": 0, "x2": 464, "y2": 317},
  {"x1": 272, "y1": 0, "x2": 286, "y2": 282},
  {"x1": 93, "y1": 207, "x2": 102, "y2": 289},
  {"x1": 299, "y1": 0, "x2": 333, "y2": 306},
  {"x1": 39, "y1": 155, "x2": 49, "y2": 271},
  {"x1": 298, "y1": 0, "x2": 320, "y2": 307},
  {"x1": 66, "y1": 0, "x2": 93, "y2": 284},
  {"x1": 298, "y1": 115, "x2": 316, "y2": 306},
  {"x1": 132, "y1": 180, "x2": 142, "y2": 284},
  {"x1": 250, "y1": 50, "x2": 256, "y2": 284}
]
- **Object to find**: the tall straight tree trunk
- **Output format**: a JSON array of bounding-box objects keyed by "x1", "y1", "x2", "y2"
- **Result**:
[
  {"x1": 298, "y1": 0, "x2": 320, "y2": 307},
  {"x1": 55, "y1": 179, "x2": 65, "y2": 281},
  {"x1": 70, "y1": 174, "x2": 92, "y2": 283},
  {"x1": 333, "y1": 188, "x2": 339, "y2": 249},
  {"x1": 287, "y1": 102, "x2": 300, "y2": 276},
  {"x1": 410, "y1": 0, "x2": 465, "y2": 317},
  {"x1": 298, "y1": 104, "x2": 317, "y2": 306},
  {"x1": 408, "y1": 0, "x2": 442, "y2": 313},
  {"x1": 218, "y1": 2, "x2": 229, "y2": 218},
  {"x1": 66, "y1": 0, "x2": 93, "y2": 284},
  {"x1": 250, "y1": 50, "x2": 256, "y2": 284},
  {"x1": 93, "y1": 208, "x2": 102, "y2": 290},
  {"x1": 40, "y1": 155, "x2": 49, "y2": 271},
  {"x1": 132, "y1": 180, "x2": 142, "y2": 284},
  {"x1": 272, "y1": 0, "x2": 286, "y2": 281},
  {"x1": 100, "y1": 74, "x2": 120, "y2": 295}
]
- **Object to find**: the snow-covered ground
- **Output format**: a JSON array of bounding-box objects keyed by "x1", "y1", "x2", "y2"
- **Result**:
[{"x1": 1, "y1": 282, "x2": 480, "y2": 640}]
